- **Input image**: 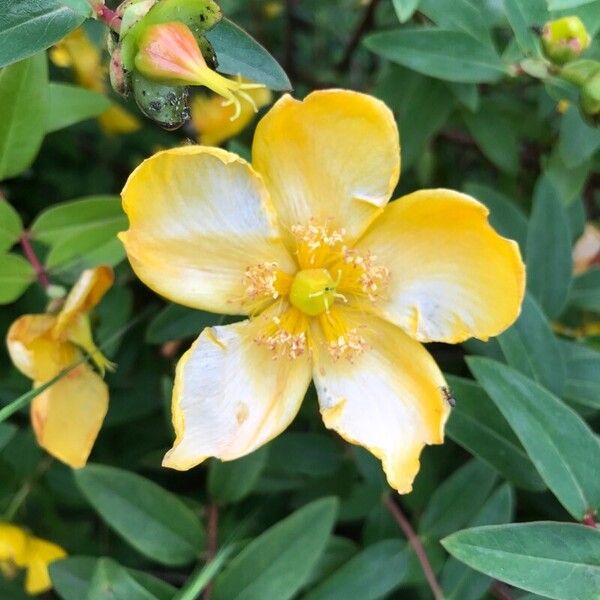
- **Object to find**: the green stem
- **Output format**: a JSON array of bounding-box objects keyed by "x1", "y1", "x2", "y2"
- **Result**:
[{"x1": 2, "y1": 457, "x2": 53, "y2": 521}]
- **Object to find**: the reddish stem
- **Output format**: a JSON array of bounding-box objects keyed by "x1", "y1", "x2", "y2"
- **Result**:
[
  {"x1": 204, "y1": 502, "x2": 219, "y2": 600},
  {"x1": 89, "y1": 1, "x2": 122, "y2": 32},
  {"x1": 583, "y1": 512, "x2": 597, "y2": 528},
  {"x1": 20, "y1": 232, "x2": 50, "y2": 289},
  {"x1": 384, "y1": 495, "x2": 444, "y2": 600}
]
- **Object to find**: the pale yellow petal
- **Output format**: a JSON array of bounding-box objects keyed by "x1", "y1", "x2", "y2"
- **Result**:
[
  {"x1": 31, "y1": 365, "x2": 108, "y2": 469},
  {"x1": 6, "y1": 315, "x2": 76, "y2": 381},
  {"x1": 355, "y1": 189, "x2": 525, "y2": 343},
  {"x1": 22, "y1": 536, "x2": 66, "y2": 595},
  {"x1": 120, "y1": 146, "x2": 295, "y2": 314},
  {"x1": 163, "y1": 314, "x2": 312, "y2": 470},
  {"x1": 0, "y1": 524, "x2": 27, "y2": 563},
  {"x1": 311, "y1": 310, "x2": 450, "y2": 494},
  {"x1": 98, "y1": 104, "x2": 141, "y2": 135},
  {"x1": 252, "y1": 89, "x2": 400, "y2": 248},
  {"x1": 53, "y1": 266, "x2": 114, "y2": 338}
]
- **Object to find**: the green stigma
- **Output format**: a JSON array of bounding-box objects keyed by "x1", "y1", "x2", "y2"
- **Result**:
[{"x1": 289, "y1": 269, "x2": 337, "y2": 316}]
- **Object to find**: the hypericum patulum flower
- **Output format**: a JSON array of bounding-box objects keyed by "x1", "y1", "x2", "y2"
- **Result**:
[
  {"x1": 0, "y1": 523, "x2": 66, "y2": 595},
  {"x1": 120, "y1": 90, "x2": 525, "y2": 493},
  {"x1": 51, "y1": 29, "x2": 140, "y2": 135},
  {"x1": 191, "y1": 83, "x2": 272, "y2": 146},
  {"x1": 6, "y1": 267, "x2": 113, "y2": 469}
]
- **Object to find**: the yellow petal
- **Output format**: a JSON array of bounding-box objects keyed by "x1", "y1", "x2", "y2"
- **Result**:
[
  {"x1": 22, "y1": 536, "x2": 66, "y2": 595},
  {"x1": 252, "y1": 90, "x2": 400, "y2": 248},
  {"x1": 355, "y1": 189, "x2": 525, "y2": 343},
  {"x1": 6, "y1": 315, "x2": 77, "y2": 381},
  {"x1": 53, "y1": 266, "x2": 114, "y2": 339},
  {"x1": 163, "y1": 315, "x2": 312, "y2": 469},
  {"x1": 311, "y1": 310, "x2": 450, "y2": 494},
  {"x1": 98, "y1": 104, "x2": 141, "y2": 135},
  {"x1": 120, "y1": 146, "x2": 295, "y2": 314},
  {"x1": 0, "y1": 524, "x2": 27, "y2": 563},
  {"x1": 31, "y1": 365, "x2": 108, "y2": 468}
]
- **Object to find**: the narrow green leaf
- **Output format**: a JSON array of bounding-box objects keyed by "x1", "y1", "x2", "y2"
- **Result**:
[
  {"x1": 503, "y1": 0, "x2": 544, "y2": 54},
  {"x1": 559, "y1": 339, "x2": 600, "y2": 409},
  {"x1": 558, "y1": 107, "x2": 600, "y2": 168},
  {"x1": 442, "y1": 522, "x2": 600, "y2": 600},
  {"x1": 445, "y1": 375, "x2": 546, "y2": 491},
  {"x1": 0, "y1": 0, "x2": 86, "y2": 68},
  {"x1": 145, "y1": 303, "x2": 222, "y2": 344},
  {"x1": 46, "y1": 83, "x2": 111, "y2": 133},
  {"x1": 0, "y1": 198, "x2": 23, "y2": 252},
  {"x1": 305, "y1": 540, "x2": 410, "y2": 600},
  {"x1": 468, "y1": 357, "x2": 600, "y2": 520},
  {"x1": 364, "y1": 28, "x2": 506, "y2": 83},
  {"x1": 548, "y1": 0, "x2": 598, "y2": 9},
  {"x1": 0, "y1": 423, "x2": 17, "y2": 451},
  {"x1": 303, "y1": 537, "x2": 359, "y2": 589},
  {"x1": 213, "y1": 497, "x2": 338, "y2": 600},
  {"x1": 498, "y1": 293, "x2": 566, "y2": 396},
  {"x1": 392, "y1": 0, "x2": 421, "y2": 22},
  {"x1": 526, "y1": 176, "x2": 572, "y2": 318},
  {"x1": 0, "y1": 253, "x2": 35, "y2": 304},
  {"x1": 463, "y1": 182, "x2": 528, "y2": 249},
  {"x1": 0, "y1": 53, "x2": 48, "y2": 180},
  {"x1": 569, "y1": 268, "x2": 600, "y2": 312},
  {"x1": 208, "y1": 446, "x2": 269, "y2": 504},
  {"x1": 74, "y1": 464, "x2": 205, "y2": 566},
  {"x1": 447, "y1": 82, "x2": 480, "y2": 111},
  {"x1": 87, "y1": 558, "x2": 160, "y2": 600},
  {"x1": 205, "y1": 18, "x2": 291, "y2": 90},
  {"x1": 419, "y1": 459, "x2": 497, "y2": 539}
]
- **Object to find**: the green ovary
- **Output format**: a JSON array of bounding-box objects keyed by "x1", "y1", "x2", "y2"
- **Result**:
[{"x1": 289, "y1": 269, "x2": 337, "y2": 316}]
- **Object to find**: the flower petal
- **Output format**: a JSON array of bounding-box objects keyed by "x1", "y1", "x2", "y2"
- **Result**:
[
  {"x1": 163, "y1": 316, "x2": 312, "y2": 469},
  {"x1": 31, "y1": 365, "x2": 108, "y2": 468},
  {"x1": 0, "y1": 524, "x2": 27, "y2": 563},
  {"x1": 6, "y1": 315, "x2": 77, "y2": 381},
  {"x1": 311, "y1": 310, "x2": 450, "y2": 494},
  {"x1": 22, "y1": 537, "x2": 66, "y2": 595},
  {"x1": 120, "y1": 146, "x2": 295, "y2": 314},
  {"x1": 356, "y1": 189, "x2": 525, "y2": 343},
  {"x1": 252, "y1": 90, "x2": 400, "y2": 247}
]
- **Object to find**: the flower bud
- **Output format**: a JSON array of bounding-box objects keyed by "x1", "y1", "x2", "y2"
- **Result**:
[
  {"x1": 542, "y1": 16, "x2": 591, "y2": 65},
  {"x1": 580, "y1": 70, "x2": 600, "y2": 123}
]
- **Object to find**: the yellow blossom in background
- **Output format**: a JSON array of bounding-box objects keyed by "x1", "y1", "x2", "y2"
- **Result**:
[
  {"x1": 191, "y1": 84, "x2": 272, "y2": 146},
  {"x1": 51, "y1": 29, "x2": 140, "y2": 135},
  {"x1": 120, "y1": 90, "x2": 525, "y2": 494},
  {"x1": 6, "y1": 267, "x2": 114, "y2": 469},
  {"x1": 0, "y1": 523, "x2": 65, "y2": 595},
  {"x1": 573, "y1": 223, "x2": 600, "y2": 274}
]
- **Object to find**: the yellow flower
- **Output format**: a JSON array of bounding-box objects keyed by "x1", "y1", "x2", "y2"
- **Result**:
[
  {"x1": 0, "y1": 523, "x2": 66, "y2": 595},
  {"x1": 119, "y1": 90, "x2": 525, "y2": 493},
  {"x1": 51, "y1": 29, "x2": 140, "y2": 135},
  {"x1": 6, "y1": 267, "x2": 113, "y2": 469},
  {"x1": 191, "y1": 84, "x2": 272, "y2": 146}
]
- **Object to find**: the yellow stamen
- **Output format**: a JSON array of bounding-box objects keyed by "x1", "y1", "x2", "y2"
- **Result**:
[
  {"x1": 318, "y1": 309, "x2": 368, "y2": 362},
  {"x1": 291, "y1": 220, "x2": 347, "y2": 269},
  {"x1": 255, "y1": 305, "x2": 309, "y2": 359}
]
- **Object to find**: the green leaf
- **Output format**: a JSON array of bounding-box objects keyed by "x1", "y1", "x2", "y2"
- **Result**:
[
  {"x1": 206, "y1": 18, "x2": 291, "y2": 90},
  {"x1": 0, "y1": 253, "x2": 35, "y2": 304},
  {"x1": 441, "y1": 484, "x2": 514, "y2": 600},
  {"x1": 364, "y1": 28, "x2": 506, "y2": 83},
  {"x1": 208, "y1": 446, "x2": 269, "y2": 504},
  {"x1": 498, "y1": 293, "x2": 566, "y2": 396},
  {"x1": 46, "y1": 83, "x2": 111, "y2": 133},
  {"x1": 0, "y1": 423, "x2": 17, "y2": 451},
  {"x1": 468, "y1": 357, "x2": 600, "y2": 520},
  {"x1": 463, "y1": 107, "x2": 519, "y2": 174},
  {"x1": 463, "y1": 182, "x2": 528, "y2": 249},
  {"x1": 503, "y1": 0, "x2": 545, "y2": 54},
  {"x1": 545, "y1": 146, "x2": 589, "y2": 206},
  {"x1": 305, "y1": 540, "x2": 410, "y2": 600},
  {"x1": 212, "y1": 497, "x2": 338, "y2": 600},
  {"x1": 50, "y1": 556, "x2": 176, "y2": 600},
  {"x1": 74, "y1": 464, "x2": 205, "y2": 566},
  {"x1": 145, "y1": 303, "x2": 222, "y2": 344},
  {"x1": 526, "y1": 176, "x2": 572, "y2": 318},
  {"x1": 447, "y1": 82, "x2": 480, "y2": 111},
  {"x1": 419, "y1": 459, "x2": 497, "y2": 539},
  {"x1": 418, "y1": 0, "x2": 493, "y2": 45},
  {"x1": 0, "y1": 198, "x2": 22, "y2": 252},
  {"x1": 392, "y1": 0, "x2": 421, "y2": 22},
  {"x1": 87, "y1": 558, "x2": 160, "y2": 600},
  {"x1": 0, "y1": 0, "x2": 87, "y2": 68},
  {"x1": 0, "y1": 53, "x2": 48, "y2": 180},
  {"x1": 569, "y1": 268, "x2": 600, "y2": 312},
  {"x1": 304, "y1": 537, "x2": 359, "y2": 589},
  {"x1": 445, "y1": 375, "x2": 546, "y2": 491},
  {"x1": 442, "y1": 522, "x2": 600, "y2": 600},
  {"x1": 548, "y1": 0, "x2": 598, "y2": 9},
  {"x1": 559, "y1": 339, "x2": 600, "y2": 409},
  {"x1": 558, "y1": 107, "x2": 600, "y2": 168}
]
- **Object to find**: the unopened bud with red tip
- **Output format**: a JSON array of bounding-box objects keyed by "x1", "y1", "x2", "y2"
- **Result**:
[
  {"x1": 542, "y1": 16, "x2": 591, "y2": 65},
  {"x1": 134, "y1": 21, "x2": 265, "y2": 120}
]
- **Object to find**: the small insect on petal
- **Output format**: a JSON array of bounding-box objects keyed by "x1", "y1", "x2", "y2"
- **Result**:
[{"x1": 441, "y1": 386, "x2": 456, "y2": 407}]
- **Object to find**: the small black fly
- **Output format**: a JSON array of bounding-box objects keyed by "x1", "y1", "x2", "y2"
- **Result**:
[{"x1": 441, "y1": 386, "x2": 456, "y2": 408}]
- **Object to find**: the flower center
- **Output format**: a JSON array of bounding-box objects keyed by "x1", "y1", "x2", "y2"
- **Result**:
[{"x1": 289, "y1": 268, "x2": 338, "y2": 316}]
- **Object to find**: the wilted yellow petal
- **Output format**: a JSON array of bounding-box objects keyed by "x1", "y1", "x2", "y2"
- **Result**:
[
  {"x1": 252, "y1": 90, "x2": 400, "y2": 249},
  {"x1": 52, "y1": 29, "x2": 104, "y2": 92},
  {"x1": 573, "y1": 223, "x2": 600, "y2": 274},
  {"x1": 31, "y1": 365, "x2": 108, "y2": 469},
  {"x1": 355, "y1": 189, "x2": 525, "y2": 343},
  {"x1": 120, "y1": 146, "x2": 295, "y2": 314},
  {"x1": 6, "y1": 315, "x2": 77, "y2": 381},
  {"x1": 22, "y1": 536, "x2": 66, "y2": 595},
  {"x1": 163, "y1": 313, "x2": 311, "y2": 470},
  {"x1": 98, "y1": 104, "x2": 141, "y2": 135},
  {"x1": 311, "y1": 310, "x2": 449, "y2": 494}
]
